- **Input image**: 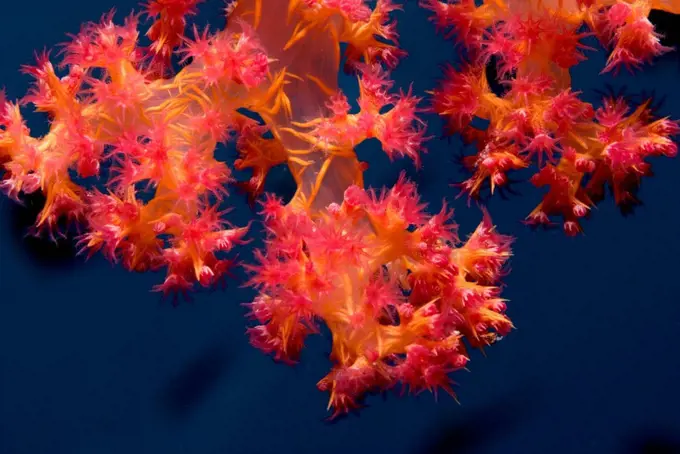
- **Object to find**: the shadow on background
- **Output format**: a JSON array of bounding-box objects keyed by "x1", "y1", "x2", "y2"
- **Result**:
[
  {"x1": 413, "y1": 384, "x2": 541, "y2": 454},
  {"x1": 620, "y1": 429, "x2": 680, "y2": 454},
  {"x1": 649, "y1": 10, "x2": 680, "y2": 53},
  {"x1": 5, "y1": 191, "x2": 81, "y2": 270},
  {"x1": 158, "y1": 343, "x2": 232, "y2": 422}
]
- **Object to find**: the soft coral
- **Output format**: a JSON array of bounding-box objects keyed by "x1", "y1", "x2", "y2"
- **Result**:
[{"x1": 246, "y1": 176, "x2": 513, "y2": 416}]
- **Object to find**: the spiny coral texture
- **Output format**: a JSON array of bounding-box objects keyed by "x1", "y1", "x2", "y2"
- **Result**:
[
  {"x1": 8, "y1": 0, "x2": 675, "y2": 417},
  {"x1": 246, "y1": 176, "x2": 512, "y2": 416},
  {"x1": 0, "y1": 0, "x2": 421, "y2": 296},
  {"x1": 0, "y1": 0, "x2": 473, "y2": 415},
  {"x1": 423, "y1": 0, "x2": 680, "y2": 234}
]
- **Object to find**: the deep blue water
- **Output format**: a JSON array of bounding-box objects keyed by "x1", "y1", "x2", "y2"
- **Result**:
[{"x1": 1, "y1": 1, "x2": 680, "y2": 453}]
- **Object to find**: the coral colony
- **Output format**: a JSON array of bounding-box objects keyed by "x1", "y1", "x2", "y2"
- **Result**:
[{"x1": 0, "y1": 0, "x2": 677, "y2": 416}]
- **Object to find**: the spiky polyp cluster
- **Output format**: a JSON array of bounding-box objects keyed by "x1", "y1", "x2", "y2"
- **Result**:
[
  {"x1": 246, "y1": 176, "x2": 513, "y2": 416},
  {"x1": 422, "y1": 0, "x2": 674, "y2": 75},
  {"x1": 227, "y1": 0, "x2": 410, "y2": 207},
  {"x1": 278, "y1": 64, "x2": 428, "y2": 212},
  {"x1": 1, "y1": 1, "x2": 414, "y2": 294},
  {"x1": 432, "y1": 67, "x2": 678, "y2": 234},
  {"x1": 144, "y1": 0, "x2": 205, "y2": 71},
  {"x1": 0, "y1": 12, "x2": 272, "y2": 295},
  {"x1": 422, "y1": 0, "x2": 680, "y2": 234}
]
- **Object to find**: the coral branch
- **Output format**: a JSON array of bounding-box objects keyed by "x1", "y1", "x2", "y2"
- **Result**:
[
  {"x1": 246, "y1": 176, "x2": 513, "y2": 416},
  {"x1": 424, "y1": 0, "x2": 679, "y2": 233}
]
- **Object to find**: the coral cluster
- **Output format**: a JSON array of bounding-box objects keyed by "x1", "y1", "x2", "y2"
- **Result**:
[
  {"x1": 246, "y1": 177, "x2": 512, "y2": 415},
  {"x1": 0, "y1": 0, "x2": 677, "y2": 415},
  {"x1": 0, "y1": 0, "x2": 414, "y2": 293},
  {"x1": 424, "y1": 0, "x2": 679, "y2": 233}
]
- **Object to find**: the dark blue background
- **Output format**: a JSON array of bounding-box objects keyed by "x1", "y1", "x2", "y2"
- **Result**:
[{"x1": 1, "y1": 1, "x2": 679, "y2": 453}]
